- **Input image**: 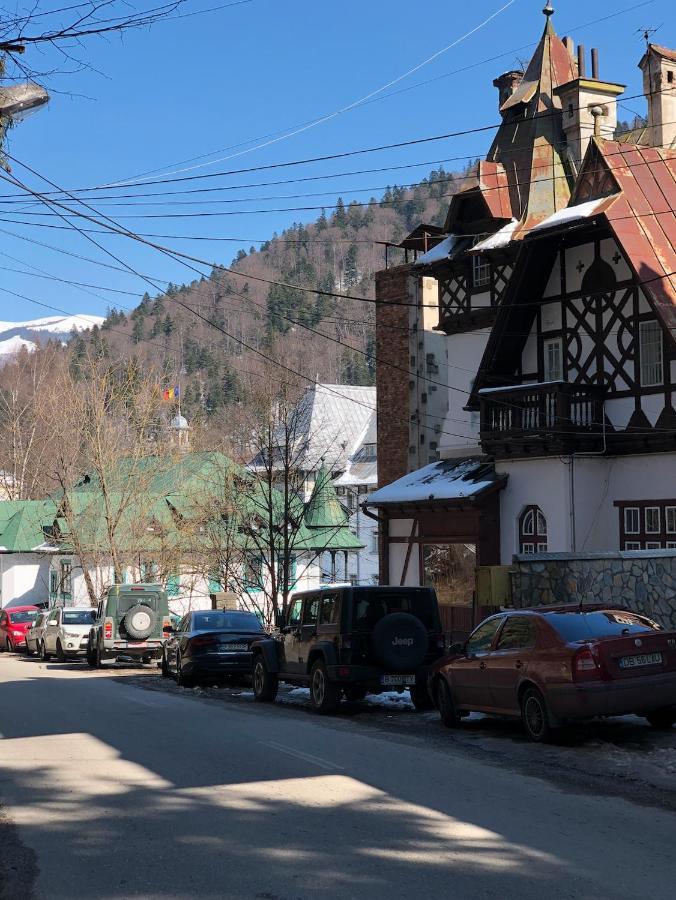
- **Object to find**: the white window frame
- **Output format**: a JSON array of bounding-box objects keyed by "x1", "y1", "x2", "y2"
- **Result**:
[
  {"x1": 645, "y1": 541, "x2": 662, "y2": 550},
  {"x1": 537, "y1": 542, "x2": 548, "y2": 552},
  {"x1": 544, "y1": 338, "x2": 563, "y2": 383},
  {"x1": 624, "y1": 541, "x2": 642, "y2": 551},
  {"x1": 522, "y1": 510, "x2": 535, "y2": 535},
  {"x1": 666, "y1": 542, "x2": 676, "y2": 549},
  {"x1": 624, "y1": 507, "x2": 640, "y2": 535},
  {"x1": 666, "y1": 507, "x2": 676, "y2": 534},
  {"x1": 645, "y1": 507, "x2": 661, "y2": 534},
  {"x1": 521, "y1": 543, "x2": 535, "y2": 554},
  {"x1": 472, "y1": 236, "x2": 491, "y2": 289},
  {"x1": 639, "y1": 319, "x2": 664, "y2": 387},
  {"x1": 371, "y1": 532, "x2": 379, "y2": 554}
]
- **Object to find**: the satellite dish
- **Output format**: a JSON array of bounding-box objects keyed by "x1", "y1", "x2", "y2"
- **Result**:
[{"x1": 0, "y1": 83, "x2": 49, "y2": 121}]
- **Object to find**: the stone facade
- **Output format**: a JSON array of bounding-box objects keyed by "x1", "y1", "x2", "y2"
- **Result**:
[{"x1": 511, "y1": 551, "x2": 676, "y2": 629}]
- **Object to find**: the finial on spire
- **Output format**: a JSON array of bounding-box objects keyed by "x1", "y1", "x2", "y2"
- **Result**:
[{"x1": 543, "y1": 1, "x2": 554, "y2": 16}]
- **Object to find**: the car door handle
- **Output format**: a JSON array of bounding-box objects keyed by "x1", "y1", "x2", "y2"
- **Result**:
[
  {"x1": 479, "y1": 661, "x2": 487, "y2": 670},
  {"x1": 515, "y1": 660, "x2": 523, "y2": 669}
]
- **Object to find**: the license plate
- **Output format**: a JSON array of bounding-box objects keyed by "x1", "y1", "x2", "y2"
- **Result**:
[
  {"x1": 220, "y1": 645, "x2": 248, "y2": 652},
  {"x1": 380, "y1": 675, "x2": 416, "y2": 686},
  {"x1": 619, "y1": 652, "x2": 663, "y2": 669}
]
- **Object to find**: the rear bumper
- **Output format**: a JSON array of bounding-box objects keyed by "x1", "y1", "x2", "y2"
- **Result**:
[
  {"x1": 325, "y1": 663, "x2": 430, "y2": 689},
  {"x1": 547, "y1": 673, "x2": 676, "y2": 721},
  {"x1": 103, "y1": 641, "x2": 163, "y2": 660},
  {"x1": 185, "y1": 651, "x2": 254, "y2": 675}
]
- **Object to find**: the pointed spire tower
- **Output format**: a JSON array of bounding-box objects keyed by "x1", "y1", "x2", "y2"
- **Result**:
[{"x1": 487, "y1": 2, "x2": 577, "y2": 227}]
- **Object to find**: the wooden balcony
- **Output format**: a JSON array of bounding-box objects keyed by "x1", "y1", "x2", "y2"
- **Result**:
[{"x1": 479, "y1": 382, "x2": 607, "y2": 457}]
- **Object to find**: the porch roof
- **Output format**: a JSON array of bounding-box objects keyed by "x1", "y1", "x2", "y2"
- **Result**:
[{"x1": 365, "y1": 459, "x2": 507, "y2": 510}]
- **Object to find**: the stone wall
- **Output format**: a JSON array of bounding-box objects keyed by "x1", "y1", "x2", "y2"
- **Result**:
[{"x1": 511, "y1": 550, "x2": 676, "y2": 629}]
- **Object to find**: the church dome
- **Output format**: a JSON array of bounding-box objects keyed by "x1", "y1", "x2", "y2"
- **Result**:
[{"x1": 170, "y1": 414, "x2": 189, "y2": 430}]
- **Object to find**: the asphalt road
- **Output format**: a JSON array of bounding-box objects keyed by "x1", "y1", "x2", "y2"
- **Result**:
[{"x1": 1, "y1": 654, "x2": 676, "y2": 900}]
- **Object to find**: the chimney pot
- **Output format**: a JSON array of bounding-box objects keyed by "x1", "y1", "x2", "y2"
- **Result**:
[
  {"x1": 591, "y1": 48, "x2": 599, "y2": 80},
  {"x1": 577, "y1": 44, "x2": 586, "y2": 78}
]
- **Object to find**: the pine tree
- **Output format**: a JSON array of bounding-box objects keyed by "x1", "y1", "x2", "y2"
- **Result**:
[
  {"x1": 131, "y1": 318, "x2": 145, "y2": 344},
  {"x1": 344, "y1": 244, "x2": 359, "y2": 289},
  {"x1": 333, "y1": 198, "x2": 347, "y2": 229}
]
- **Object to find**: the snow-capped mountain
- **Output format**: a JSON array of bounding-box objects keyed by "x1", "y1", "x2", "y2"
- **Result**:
[{"x1": 0, "y1": 314, "x2": 105, "y2": 361}]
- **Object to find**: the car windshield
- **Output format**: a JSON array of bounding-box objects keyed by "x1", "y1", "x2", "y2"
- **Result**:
[
  {"x1": 62, "y1": 610, "x2": 96, "y2": 625},
  {"x1": 351, "y1": 590, "x2": 438, "y2": 631},
  {"x1": 192, "y1": 612, "x2": 263, "y2": 632},
  {"x1": 9, "y1": 610, "x2": 38, "y2": 624},
  {"x1": 547, "y1": 610, "x2": 661, "y2": 642}
]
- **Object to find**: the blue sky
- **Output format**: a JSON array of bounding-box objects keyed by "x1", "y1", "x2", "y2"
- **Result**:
[{"x1": 0, "y1": 0, "x2": 672, "y2": 322}]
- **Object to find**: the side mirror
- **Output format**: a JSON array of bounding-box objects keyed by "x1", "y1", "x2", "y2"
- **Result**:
[{"x1": 449, "y1": 642, "x2": 465, "y2": 655}]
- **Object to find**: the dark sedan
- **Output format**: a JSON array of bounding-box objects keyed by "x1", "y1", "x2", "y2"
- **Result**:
[
  {"x1": 429, "y1": 605, "x2": 676, "y2": 742},
  {"x1": 162, "y1": 610, "x2": 265, "y2": 687}
]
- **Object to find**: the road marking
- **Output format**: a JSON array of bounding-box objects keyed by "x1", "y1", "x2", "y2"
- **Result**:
[{"x1": 262, "y1": 740, "x2": 344, "y2": 771}]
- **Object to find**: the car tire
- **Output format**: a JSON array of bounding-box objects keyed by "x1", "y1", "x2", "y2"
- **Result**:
[
  {"x1": 86, "y1": 641, "x2": 97, "y2": 669},
  {"x1": 25, "y1": 641, "x2": 34, "y2": 657},
  {"x1": 56, "y1": 639, "x2": 66, "y2": 662},
  {"x1": 7, "y1": 639, "x2": 14, "y2": 654},
  {"x1": 40, "y1": 641, "x2": 51, "y2": 662},
  {"x1": 435, "y1": 679, "x2": 461, "y2": 728},
  {"x1": 344, "y1": 685, "x2": 368, "y2": 702},
  {"x1": 410, "y1": 682, "x2": 434, "y2": 712},
  {"x1": 521, "y1": 687, "x2": 553, "y2": 743},
  {"x1": 310, "y1": 660, "x2": 339, "y2": 714},
  {"x1": 252, "y1": 656, "x2": 278, "y2": 703},
  {"x1": 646, "y1": 708, "x2": 676, "y2": 729},
  {"x1": 176, "y1": 653, "x2": 195, "y2": 688},
  {"x1": 161, "y1": 651, "x2": 170, "y2": 678}
]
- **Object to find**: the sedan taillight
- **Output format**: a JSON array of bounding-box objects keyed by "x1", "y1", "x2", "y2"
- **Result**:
[
  {"x1": 191, "y1": 635, "x2": 217, "y2": 647},
  {"x1": 573, "y1": 646, "x2": 603, "y2": 682}
]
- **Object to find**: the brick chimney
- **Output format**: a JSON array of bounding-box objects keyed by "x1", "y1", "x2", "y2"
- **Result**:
[{"x1": 639, "y1": 44, "x2": 676, "y2": 149}]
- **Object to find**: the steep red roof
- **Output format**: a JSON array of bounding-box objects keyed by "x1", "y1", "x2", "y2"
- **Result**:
[
  {"x1": 477, "y1": 161, "x2": 514, "y2": 219},
  {"x1": 598, "y1": 140, "x2": 676, "y2": 339}
]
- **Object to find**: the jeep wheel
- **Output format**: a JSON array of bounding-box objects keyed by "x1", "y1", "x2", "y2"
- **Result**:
[
  {"x1": 410, "y1": 682, "x2": 434, "y2": 712},
  {"x1": 161, "y1": 651, "x2": 170, "y2": 678},
  {"x1": 40, "y1": 641, "x2": 51, "y2": 662},
  {"x1": 436, "y1": 679, "x2": 461, "y2": 728},
  {"x1": 310, "y1": 660, "x2": 339, "y2": 714},
  {"x1": 176, "y1": 653, "x2": 195, "y2": 688},
  {"x1": 252, "y1": 656, "x2": 278, "y2": 703},
  {"x1": 55, "y1": 639, "x2": 66, "y2": 662},
  {"x1": 86, "y1": 641, "x2": 97, "y2": 669}
]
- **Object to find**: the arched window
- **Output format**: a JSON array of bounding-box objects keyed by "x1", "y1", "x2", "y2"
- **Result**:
[{"x1": 519, "y1": 505, "x2": 548, "y2": 554}]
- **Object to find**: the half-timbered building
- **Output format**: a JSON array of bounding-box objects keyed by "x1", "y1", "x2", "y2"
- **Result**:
[{"x1": 368, "y1": 4, "x2": 676, "y2": 614}]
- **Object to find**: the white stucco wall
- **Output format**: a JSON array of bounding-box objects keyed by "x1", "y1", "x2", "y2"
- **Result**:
[
  {"x1": 387, "y1": 539, "x2": 421, "y2": 587},
  {"x1": 439, "y1": 331, "x2": 489, "y2": 458},
  {"x1": 496, "y1": 452, "x2": 676, "y2": 563},
  {"x1": 0, "y1": 553, "x2": 52, "y2": 608}
]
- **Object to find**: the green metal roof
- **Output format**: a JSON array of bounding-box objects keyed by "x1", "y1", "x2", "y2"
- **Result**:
[{"x1": 0, "y1": 499, "x2": 57, "y2": 552}]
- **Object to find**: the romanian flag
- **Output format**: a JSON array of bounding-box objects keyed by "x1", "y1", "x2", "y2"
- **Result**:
[{"x1": 162, "y1": 386, "x2": 180, "y2": 401}]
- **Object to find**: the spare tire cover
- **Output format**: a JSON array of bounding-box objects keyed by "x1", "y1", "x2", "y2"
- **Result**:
[
  {"x1": 124, "y1": 605, "x2": 157, "y2": 640},
  {"x1": 371, "y1": 613, "x2": 428, "y2": 672}
]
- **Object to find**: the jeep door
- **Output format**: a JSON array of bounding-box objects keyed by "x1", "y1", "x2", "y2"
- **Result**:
[
  {"x1": 278, "y1": 597, "x2": 303, "y2": 674},
  {"x1": 298, "y1": 595, "x2": 321, "y2": 673}
]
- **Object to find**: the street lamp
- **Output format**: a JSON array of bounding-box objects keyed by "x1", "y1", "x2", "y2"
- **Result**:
[{"x1": 0, "y1": 82, "x2": 49, "y2": 120}]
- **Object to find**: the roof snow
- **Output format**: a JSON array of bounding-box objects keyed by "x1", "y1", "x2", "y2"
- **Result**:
[
  {"x1": 530, "y1": 197, "x2": 610, "y2": 233},
  {"x1": 413, "y1": 235, "x2": 460, "y2": 266},
  {"x1": 472, "y1": 220, "x2": 519, "y2": 251},
  {"x1": 366, "y1": 459, "x2": 505, "y2": 506}
]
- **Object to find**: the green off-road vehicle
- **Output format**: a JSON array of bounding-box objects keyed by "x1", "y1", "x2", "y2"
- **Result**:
[{"x1": 87, "y1": 583, "x2": 172, "y2": 668}]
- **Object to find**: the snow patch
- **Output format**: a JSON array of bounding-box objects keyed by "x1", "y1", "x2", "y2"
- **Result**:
[
  {"x1": 0, "y1": 335, "x2": 37, "y2": 358},
  {"x1": 531, "y1": 198, "x2": 610, "y2": 232}
]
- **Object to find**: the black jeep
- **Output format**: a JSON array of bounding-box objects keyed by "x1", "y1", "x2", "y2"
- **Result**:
[{"x1": 251, "y1": 586, "x2": 444, "y2": 713}]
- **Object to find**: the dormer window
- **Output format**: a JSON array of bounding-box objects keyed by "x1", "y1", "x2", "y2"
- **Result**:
[{"x1": 639, "y1": 320, "x2": 663, "y2": 387}]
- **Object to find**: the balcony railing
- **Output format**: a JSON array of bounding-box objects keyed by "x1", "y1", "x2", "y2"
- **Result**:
[{"x1": 479, "y1": 381, "x2": 606, "y2": 456}]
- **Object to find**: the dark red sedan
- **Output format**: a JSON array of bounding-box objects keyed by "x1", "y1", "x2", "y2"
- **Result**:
[
  {"x1": 429, "y1": 605, "x2": 676, "y2": 742},
  {"x1": 0, "y1": 605, "x2": 40, "y2": 653}
]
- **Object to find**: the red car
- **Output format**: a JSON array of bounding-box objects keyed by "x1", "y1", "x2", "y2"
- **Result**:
[
  {"x1": 429, "y1": 605, "x2": 676, "y2": 742},
  {"x1": 0, "y1": 606, "x2": 40, "y2": 653}
]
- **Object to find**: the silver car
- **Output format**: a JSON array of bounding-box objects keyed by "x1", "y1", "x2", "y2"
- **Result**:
[
  {"x1": 25, "y1": 611, "x2": 49, "y2": 656},
  {"x1": 41, "y1": 608, "x2": 97, "y2": 661}
]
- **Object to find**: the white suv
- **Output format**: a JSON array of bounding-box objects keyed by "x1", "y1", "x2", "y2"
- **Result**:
[{"x1": 41, "y1": 608, "x2": 97, "y2": 661}]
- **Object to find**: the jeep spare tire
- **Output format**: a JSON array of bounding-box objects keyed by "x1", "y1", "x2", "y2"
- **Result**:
[
  {"x1": 371, "y1": 613, "x2": 428, "y2": 672},
  {"x1": 124, "y1": 605, "x2": 156, "y2": 640}
]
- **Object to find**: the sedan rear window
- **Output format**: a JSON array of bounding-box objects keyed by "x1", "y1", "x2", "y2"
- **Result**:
[
  {"x1": 351, "y1": 590, "x2": 438, "y2": 631},
  {"x1": 547, "y1": 610, "x2": 661, "y2": 642},
  {"x1": 63, "y1": 610, "x2": 96, "y2": 625},
  {"x1": 193, "y1": 612, "x2": 263, "y2": 632}
]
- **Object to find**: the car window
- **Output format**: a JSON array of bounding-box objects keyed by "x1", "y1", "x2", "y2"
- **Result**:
[
  {"x1": 496, "y1": 617, "x2": 537, "y2": 650},
  {"x1": 193, "y1": 612, "x2": 263, "y2": 632},
  {"x1": 287, "y1": 598, "x2": 303, "y2": 627},
  {"x1": 547, "y1": 610, "x2": 662, "y2": 642},
  {"x1": 62, "y1": 610, "x2": 96, "y2": 626},
  {"x1": 47, "y1": 613, "x2": 58, "y2": 625},
  {"x1": 320, "y1": 594, "x2": 339, "y2": 625},
  {"x1": 178, "y1": 615, "x2": 191, "y2": 632},
  {"x1": 466, "y1": 618, "x2": 503, "y2": 654},
  {"x1": 303, "y1": 598, "x2": 320, "y2": 627},
  {"x1": 10, "y1": 610, "x2": 39, "y2": 624}
]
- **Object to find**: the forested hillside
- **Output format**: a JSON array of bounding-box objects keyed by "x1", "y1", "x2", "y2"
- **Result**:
[{"x1": 76, "y1": 165, "x2": 471, "y2": 425}]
